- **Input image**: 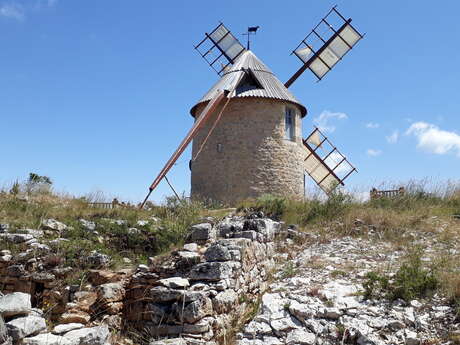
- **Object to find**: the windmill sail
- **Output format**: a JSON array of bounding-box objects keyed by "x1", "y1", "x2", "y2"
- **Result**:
[
  {"x1": 285, "y1": 6, "x2": 364, "y2": 87},
  {"x1": 303, "y1": 127, "x2": 356, "y2": 194},
  {"x1": 195, "y1": 23, "x2": 246, "y2": 76}
]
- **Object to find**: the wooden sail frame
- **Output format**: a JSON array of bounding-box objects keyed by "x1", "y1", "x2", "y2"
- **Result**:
[{"x1": 303, "y1": 126, "x2": 357, "y2": 194}]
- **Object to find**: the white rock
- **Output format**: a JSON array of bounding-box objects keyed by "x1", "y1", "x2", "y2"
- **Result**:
[
  {"x1": 405, "y1": 330, "x2": 420, "y2": 345},
  {"x1": 270, "y1": 315, "x2": 301, "y2": 333},
  {"x1": 261, "y1": 293, "x2": 288, "y2": 320},
  {"x1": 288, "y1": 300, "x2": 315, "y2": 319},
  {"x1": 6, "y1": 315, "x2": 46, "y2": 340},
  {"x1": 262, "y1": 336, "x2": 283, "y2": 345},
  {"x1": 63, "y1": 325, "x2": 110, "y2": 345},
  {"x1": 79, "y1": 219, "x2": 96, "y2": 231},
  {"x1": 137, "y1": 264, "x2": 149, "y2": 272},
  {"x1": 149, "y1": 339, "x2": 187, "y2": 345},
  {"x1": 286, "y1": 329, "x2": 316, "y2": 345},
  {"x1": 183, "y1": 243, "x2": 198, "y2": 252},
  {"x1": 52, "y1": 323, "x2": 85, "y2": 334},
  {"x1": 22, "y1": 333, "x2": 71, "y2": 345},
  {"x1": 136, "y1": 220, "x2": 149, "y2": 226},
  {"x1": 42, "y1": 219, "x2": 67, "y2": 231},
  {"x1": 244, "y1": 320, "x2": 272, "y2": 336},
  {"x1": 0, "y1": 233, "x2": 34, "y2": 243},
  {"x1": 158, "y1": 277, "x2": 190, "y2": 289},
  {"x1": 409, "y1": 300, "x2": 422, "y2": 308},
  {"x1": 0, "y1": 292, "x2": 31, "y2": 317}
]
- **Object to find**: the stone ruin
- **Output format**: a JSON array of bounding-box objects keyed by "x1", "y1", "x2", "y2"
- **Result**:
[
  {"x1": 0, "y1": 214, "x2": 282, "y2": 344},
  {"x1": 125, "y1": 215, "x2": 280, "y2": 344}
]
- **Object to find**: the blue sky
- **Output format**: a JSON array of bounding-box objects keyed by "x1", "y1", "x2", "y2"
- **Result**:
[{"x1": 1, "y1": 0, "x2": 459, "y2": 202}]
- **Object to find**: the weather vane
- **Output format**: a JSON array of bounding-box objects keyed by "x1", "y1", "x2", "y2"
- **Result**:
[{"x1": 242, "y1": 26, "x2": 260, "y2": 50}]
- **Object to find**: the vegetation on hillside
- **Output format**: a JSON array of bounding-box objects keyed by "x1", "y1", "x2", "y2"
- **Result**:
[
  {"x1": 1, "y1": 174, "x2": 207, "y2": 273},
  {"x1": 237, "y1": 181, "x2": 460, "y2": 317},
  {"x1": 1, "y1": 175, "x2": 459, "y2": 315}
]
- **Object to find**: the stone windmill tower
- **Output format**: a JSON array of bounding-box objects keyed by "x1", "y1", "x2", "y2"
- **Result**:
[
  {"x1": 189, "y1": 50, "x2": 307, "y2": 203},
  {"x1": 141, "y1": 7, "x2": 362, "y2": 207}
]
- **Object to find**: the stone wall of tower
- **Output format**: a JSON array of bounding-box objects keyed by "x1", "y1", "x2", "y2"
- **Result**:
[{"x1": 191, "y1": 97, "x2": 305, "y2": 205}]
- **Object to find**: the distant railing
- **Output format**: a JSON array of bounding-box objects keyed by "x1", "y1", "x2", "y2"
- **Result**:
[
  {"x1": 370, "y1": 187, "x2": 405, "y2": 200},
  {"x1": 87, "y1": 198, "x2": 133, "y2": 209}
]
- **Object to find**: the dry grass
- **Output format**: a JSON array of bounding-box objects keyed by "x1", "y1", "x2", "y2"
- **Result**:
[{"x1": 0, "y1": 187, "x2": 209, "y2": 273}]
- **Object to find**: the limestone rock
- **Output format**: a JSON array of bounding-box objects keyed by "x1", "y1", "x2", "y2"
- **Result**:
[
  {"x1": 63, "y1": 325, "x2": 110, "y2": 345},
  {"x1": 158, "y1": 277, "x2": 190, "y2": 289},
  {"x1": 189, "y1": 223, "x2": 215, "y2": 241},
  {"x1": 286, "y1": 329, "x2": 316, "y2": 345},
  {"x1": 0, "y1": 315, "x2": 12, "y2": 345},
  {"x1": 22, "y1": 333, "x2": 70, "y2": 345},
  {"x1": 86, "y1": 251, "x2": 110, "y2": 268},
  {"x1": 79, "y1": 219, "x2": 96, "y2": 232},
  {"x1": 42, "y1": 218, "x2": 67, "y2": 232},
  {"x1": 97, "y1": 282, "x2": 125, "y2": 303},
  {"x1": 204, "y1": 243, "x2": 233, "y2": 261},
  {"x1": 52, "y1": 323, "x2": 85, "y2": 335},
  {"x1": 149, "y1": 286, "x2": 183, "y2": 303},
  {"x1": 176, "y1": 251, "x2": 201, "y2": 266},
  {"x1": 137, "y1": 220, "x2": 149, "y2": 226},
  {"x1": 6, "y1": 315, "x2": 46, "y2": 340},
  {"x1": 149, "y1": 339, "x2": 187, "y2": 345},
  {"x1": 183, "y1": 243, "x2": 198, "y2": 252},
  {"x1": 30, "y1": 272, "x2": 55, "y2": 283},
  {"x1": 189, "y1": 261, "x2": 241, "y2": 281},
  {"x1": 0, "y1": 233, "x2": 34, "y2": 243},
  {"x1": 213, "y1": 289, "x2": 238, "y2": 314},
  {"x1": 178, "y1": 295, "x2": 213, "y2": 323},
  {"x1": 0, "y1": 293, "x2": 31, "y2": 318}
]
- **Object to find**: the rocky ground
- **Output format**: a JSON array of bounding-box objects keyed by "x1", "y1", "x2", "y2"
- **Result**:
[
  {"x1": 236, "y1": 221, "x2": 460, "y2": 345},
  {"x1": 1, "y1": 203, "x2": 459, "y2": 345}
]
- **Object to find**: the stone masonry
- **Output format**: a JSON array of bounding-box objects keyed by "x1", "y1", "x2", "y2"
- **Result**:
[
  {"x1": 124, "y1": 214, "x2": 281, "y2": 344},
  {"x1": 191, "y1": 98, "x2": 305, "y2": 204}
]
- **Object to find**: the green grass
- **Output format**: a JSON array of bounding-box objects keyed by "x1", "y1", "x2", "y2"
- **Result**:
[
  {"x1": 0, "y1": 189, "x2": 207, "y2": 271},
  {"x1": 362, "y1": 247, "x2": 443, "y2": 302}
]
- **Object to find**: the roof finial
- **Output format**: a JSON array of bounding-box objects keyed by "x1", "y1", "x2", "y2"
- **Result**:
[{"x1": 243, "y1": 26, "x2": 260, "y2": 50}]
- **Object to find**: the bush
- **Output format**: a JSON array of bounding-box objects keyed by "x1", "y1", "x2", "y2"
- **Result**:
[
  {"x1": 391, "y1": 249, "x2": 438, "y2": 300},
  {"x1": 363, "y1": 248, "x2": 438, "y2": 301}
]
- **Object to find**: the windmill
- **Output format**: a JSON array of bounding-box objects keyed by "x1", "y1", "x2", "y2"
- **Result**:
[{"x1": 141, "y1": 6, "x2": 363, "y2": 207}]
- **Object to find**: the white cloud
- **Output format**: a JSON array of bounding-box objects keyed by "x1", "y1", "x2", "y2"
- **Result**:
[
  {"x1": 0, "y1": 0, "x2": 57, "y2": 20},
  {"x1": 386, "y1": 130, "x2": 399, "y2": 144},
  {"x1": 0, "y1": 3, "x2": 24, "y2": 20},
  {"x1": 406, "y1": 121, "x2": 460, "y2": 157},
  {"x1": 313, "y1": 110, "x2": 348, "y2": 133},
  {"x1": 365, "y1": 122, "x2": 380, "y2": 129},
  {"x1": 366, "y1": 149, "x2": 382, "y2": 157}
]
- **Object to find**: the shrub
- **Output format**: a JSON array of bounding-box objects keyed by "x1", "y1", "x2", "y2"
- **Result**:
[
  {"x1": 362, "y1": 271, "x2": 390, "y2": 300},
  {"x1": 391, "y1": 248, "x2": 438, "y2": 300},
  {"x1": 363, "y1": 248, "x2": 439, "y2": 301}
]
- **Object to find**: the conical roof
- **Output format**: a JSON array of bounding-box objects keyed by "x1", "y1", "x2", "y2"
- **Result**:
[{"x1": 190, "y1": 50, "x2": 307, "y2": 117}]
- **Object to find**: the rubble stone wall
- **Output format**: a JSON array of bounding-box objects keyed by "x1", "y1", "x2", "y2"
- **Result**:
[
  {"x1": 124, "y1": 215, "x2": 281, "y2": 344},
  {"x1": 191, "y1": 98, "x2": 305, "y2": 204}
]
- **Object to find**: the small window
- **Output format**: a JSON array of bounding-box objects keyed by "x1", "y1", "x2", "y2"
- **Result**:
[{"x1": 285, "y1": 107, "x2": 295, "y2": 141}]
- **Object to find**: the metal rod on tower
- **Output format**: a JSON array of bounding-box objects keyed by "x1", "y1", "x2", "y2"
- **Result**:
[{"x1": 243, "y1": 26, "x2": 260, "y2": 50}]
